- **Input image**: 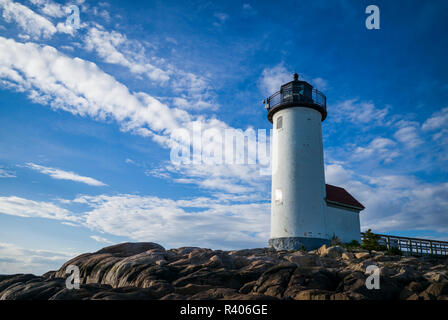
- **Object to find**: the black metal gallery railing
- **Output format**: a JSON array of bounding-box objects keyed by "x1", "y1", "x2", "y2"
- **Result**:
[
  {"x1": 265, "y1": 88, "x2": 326, "y2": 112},
  {"x1": 361, "y1": 232, "x2": 448, "y2": 256}
]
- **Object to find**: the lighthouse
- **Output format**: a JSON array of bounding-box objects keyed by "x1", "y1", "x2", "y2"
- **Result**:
[
  {"x1": 266, "y1": 73, "x2": 329, "y2": 251},
  {"x1": 265, "y1": 73, "x2": 365, "y2": 251}
]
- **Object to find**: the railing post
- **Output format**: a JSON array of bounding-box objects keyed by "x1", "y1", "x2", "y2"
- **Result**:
[
  {"x1": 429, "y1": 241, "x2": 433, "y2": 255},
  {"x1": 386, "y1": 236, "x2": 390, "y2": 250},
  {"x1": 408, "y1": 239, "x2": 413, "y2": 255}
]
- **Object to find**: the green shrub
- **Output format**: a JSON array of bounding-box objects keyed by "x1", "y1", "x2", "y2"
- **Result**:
[
  {"x1": 362, "y1": 229, "x2": 387, "y2": 251},
  {"x1": 330, "y1": 234, "x2": 342, "y2": 246},
  {"x1": 385, "y1": 246, "x2": 402, "y2": 256},
  {"x1": 348, "y1": 240, "x2": 360, "y2": 247},
  {"x1": 341, "y1": 240, "x2": 362, "y2": 251}
]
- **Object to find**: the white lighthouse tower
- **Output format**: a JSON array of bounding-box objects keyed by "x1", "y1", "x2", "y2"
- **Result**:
[{"x1": 266, "y1": 73, "x2": 330, "y2": 250}]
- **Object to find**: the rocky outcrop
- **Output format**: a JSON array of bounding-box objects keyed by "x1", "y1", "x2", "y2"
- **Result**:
[{"x1": 1, "y1": 242, "x2": 447, "y2": 300}]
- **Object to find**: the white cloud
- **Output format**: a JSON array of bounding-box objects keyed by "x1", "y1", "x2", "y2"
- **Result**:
[
  {"x1": 84, "y1": 27, "x2": 170, "y2": 82},
  {"x1": 0, "y1": 242, "x2": 76, "y2": 275},
  {"x1": 83, "y1": 27, "x2": 217, "y2": 111},
  {"x1": 332, "y1": 98, "x2": 389, "y2": 125},
  {"x1": 258, "y1": 65, "x2": 329, "y2": 96},
  {"x1": 311, "y1": 77, "x2": 328, "y2": 90},
  {"x1": 0, "y1": 196, "x2": 77, "y2": 221},
  {"x1": 242, "y1": 3, "x2": 257, "y2": 15},
  {"x1": 394, "y1": 125, "x2": 423, "y2": 148},
  {"x1": 25, "y1": 162, "x2": 107, "y2": 186},
  {"x1": 90, "y1": 235, "x2": 114, "y2": 244},
  {"x1": 165, "y1": 36, "x2": 178, "y2": 45},
  {"x1": 170, "y1": 71, "x2": 217, "y2": 111},
  {"x1": 30, "y1": 0, "x2": 65, "y2": 18},
  {"x1": 213, "y1": 12, "x2": 229, "y2": 27},
  {"x1": 0, "y1": 167, "x2": 16, "y2": 178},
  {"x1": 325, "y1": 163, "x2": 354, "y2": 186},
  {"x1": 92, "y1": 4, "x2": 111, "y2": 22},
  {"x1": 259, "y1": 64, "x2": 291, "y2": 96},
  {"x1": 125, "y1": 158, "x2": 135, "y2": 164},
  {"x1": 422, "y1": 107, "x2": 448, "y2": 131},
  {"x1": 0, "y1": 36, "x2": 188, "y2": 138},
  {"x1": 0, "y1": 0, "x2": 74, "y2": 39},
  {"x1": 76, "y1": 193, "x2": 270, "y2": 249},
  {"x1": 432, "y1": 129, "x2": 448, "y2": 144},
  {"x1": 0, "y1": 189, "x2": 268, "y2": 252},
  {"x1": 0, "y1": 0, "x2": 57, "y2": 38},
  {"x1": 164, "y1": 162, "x2": 267, "y2": 195},
  {"x1": 354, "y1": 137, "x2": 399, "y2": 162}
]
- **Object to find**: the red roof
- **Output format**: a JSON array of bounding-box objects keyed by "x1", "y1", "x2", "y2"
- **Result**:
[{"x1": 326, "y1": 184, "x2": 365, "y2": 210}]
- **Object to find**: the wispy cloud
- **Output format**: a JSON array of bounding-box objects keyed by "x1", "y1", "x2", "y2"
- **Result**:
[
  {"x1": 30, "y1": 0, "x2": 66, "y2": 18},
  {"x1": 0, "y1": 242, "x2": 76, "y2": 275},
  {"x1": 0, "y1": 0, "x2": 57, "y2": 38},
  {"x1": 84, "y1": 26, "x2": 170, "y2": 82},
  {"x1": 25, "y1": 162, "x2": 107, "y2": 186},
  {"x1": 0, "y1": 0, "x2": 74, "y2": 38},
  {"x1": 75, "y1": 193, "x2": 270, "y2": 249},
  {"x1": 213, "y1": 12, "x2": 229, "y2": 27},
  {"x1": 422, "y1": 107, "x2": 448, "y2": 131},
  {"x1": 90, "y1": 235, "x2": 114, "y2": 244},
  {"x1": 0, "y1": 167, "x2": 16, "y2": 178},
  {"x1": 0, "y1": 192, "x2": 269, "y2": 250},
  {"x1": 394, "y1": 124, "x2": 423, "y2": 148},
  {"x1": 331, "y1": 98, "x2": 389, "y2": 125},
  {"x1": 0, "y1": 36, "x2": 188, "y2": 138},
  {"x1": 0, "y1": 195, "x2": 77, "y2": 221},
  {"x1": 242, "y1": 3, "x2": 257, "y2": 15},
  {"x1": 259, "y1": 64, "x2": 291, "y2": 96},
  {"x1": 83, "y1": 27, "x2": 217, "y2": 111},
  {"x1": 353, "y1": 137, "x2": 399, "y2": 163}
]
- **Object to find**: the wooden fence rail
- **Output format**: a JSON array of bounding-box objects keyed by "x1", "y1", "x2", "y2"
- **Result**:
[{"x1": 360, "y1": 233, "x2": 448, "y2": 256}]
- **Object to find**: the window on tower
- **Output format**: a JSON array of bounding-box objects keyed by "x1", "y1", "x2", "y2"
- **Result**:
[
  {"x1": 277, "y1": 116, "x2": 283, "y2": 130},
  {"x1": 275, "y1": 188, "x2": 283, "y2": 205}
]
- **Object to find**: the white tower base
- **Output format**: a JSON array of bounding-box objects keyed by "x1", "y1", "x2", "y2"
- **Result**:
[{"x1": 269, "y1": 237, "x2": 330, "y2": 251}]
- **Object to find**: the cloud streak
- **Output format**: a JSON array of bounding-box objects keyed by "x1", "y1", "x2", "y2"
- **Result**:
[
  {"x1": 0, "y1": 167, "x2": 16, "y2": 178},
  {"x1": 25, "y1": 162, "x2": 107, "y2": 186},
  {"x1": 0, "y1": 0, "x2": 74, "y2": 38},
  {"x1": 0, "y1": 242, "x2": 76, "y2": 275},
  {"x1": 0, "y1": 196, "x2": 77, "y2": 221}
]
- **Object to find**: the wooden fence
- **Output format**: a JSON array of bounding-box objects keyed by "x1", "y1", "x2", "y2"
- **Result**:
[{"x1": 360, "y1": 233, "x2": 448, "y2": 256}]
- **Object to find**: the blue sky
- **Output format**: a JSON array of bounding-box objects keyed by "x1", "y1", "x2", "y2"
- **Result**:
[{"x1": 0, "y1": 0, "x2": 447, "y2": 274}]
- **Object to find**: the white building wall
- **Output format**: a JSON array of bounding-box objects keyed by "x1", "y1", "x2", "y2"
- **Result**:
[
  {"x1": 325, "y1": 204, "x2": 361, "y2": 243},
  {"x1": 270, "y1": 107, "x2": 328, "y2": 240}
]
